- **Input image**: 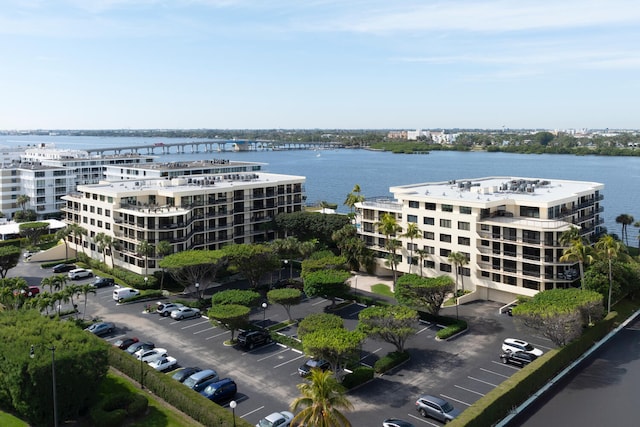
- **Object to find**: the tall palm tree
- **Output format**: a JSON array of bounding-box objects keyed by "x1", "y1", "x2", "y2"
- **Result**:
[
  {"x1": 79, "y1": 283, "x2": 97, "y2": 320},
  {"x1": 343, "y1": 184, "x2": 365, "y2": 215},
  {"x1": 16, "y1": 194, "x2": 30, "y2": 212},
  {"x1": 63, "y1": 284, "x2": 83, "y2": 318},
  {"x1": 290, "y1": 369, "x2": 353, "y2": 427},
  {"x1": 415, "y1": 248, "x2": 430, "y2": 277},
  {"x1": 448, "y1": 251, "x2": 469, "y2": 294},
  {"x1": 594, "y1": 235, "x2": 623, "y2": 313},
  {"x1": 559, "y1": 226, "x2": 581, "y2": 247},
  {"x1": 155, "y1": 240, "x2": 173, "y2": 290},
  {"x1": 137, "y1": 240, "x2": 154, "y2": 278},
  {"x1": 376, "y1": 213, "x2": 403, "y2": 288},
  {"x1": 402, "y1": 223, "x2": 421, "y2": 274},
  {"x1": 41, "y1": 276, "x2": 56, "y2": 293},
  {"x1": 615, "y1": 213, "x2": 634, "y2": 246},
  {"x1": 55, "y1": 226, "x2": 72, "y2": 261},
  {"x1": 94, "y1": 232, "x2": 107, "y2": 264},
  {"x1": 68, "y1": 223, "x2": 87, "y2": 256},
  {"x1": 52, "y1": 274, "x2": 68, "y2": 293},
  {"x1": 559, "y1": 239, "x2": 594, "y2": 290}
]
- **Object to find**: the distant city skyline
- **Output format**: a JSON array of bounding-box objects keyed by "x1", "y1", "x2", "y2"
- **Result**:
[{"x1": 1, "y1": 1, "x2": 639, "y2": 130}]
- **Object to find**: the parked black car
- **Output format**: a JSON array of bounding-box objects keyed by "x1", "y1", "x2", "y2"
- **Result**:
[
  {"x1": 237, "y1": 330, "x2": 272, "y2": 350},
  {"x1": 92, "y1": 277, "x2": 115, "y2": 288},
  {"x1": 125, "y1": 341, "x2": 154, "y2": 355},
  {"x1": 172, "y1": 367, "x2": 202, "y2": 383},
  {"x1": 298, "y1": 359, "x2": 331, "y2": 377},
  {"x1": 52, "y1": 263, "x2": 76, "y2": 273},
  {"x1": 500, "y1": 350, "x2": 538, "y2": 367}
]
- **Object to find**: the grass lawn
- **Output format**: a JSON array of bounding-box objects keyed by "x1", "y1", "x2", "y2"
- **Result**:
[
  {"x1": 0, "y1": 412, "x2": 28, "y2": 427},
  {"x1": 370, "y1": 283, "x2": 394, "y2": 297}
]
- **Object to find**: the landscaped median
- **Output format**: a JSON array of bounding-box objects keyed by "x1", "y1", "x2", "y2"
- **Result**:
[
  {"x1": 447, "y1": 310, "x2": 619, "y2": 427},
  {"x1": 108, "y1": 346, "x2": 252, "y2": 427}
]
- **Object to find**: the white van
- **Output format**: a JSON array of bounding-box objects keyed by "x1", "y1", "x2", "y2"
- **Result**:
[{"x1": 113, "y1": 287, "x2": 140, "y2": 302}]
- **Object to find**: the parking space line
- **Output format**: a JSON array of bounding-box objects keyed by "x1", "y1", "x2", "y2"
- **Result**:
[
  {"x1": 415, "y1": 325, "x2": 431, "y2": 335},
  {"x1": 239, "y1": 405, "x2": 264, "y2": 418},
  {"x1": 454, "y1": 384, "x2": 485, "y2": 396},
  {"x1": 468, "y1": 376, "x2": 498, "y2": 387},
  {"x1": 441, "y1": 393, "x2": 472, "y2": 407},
  {"x1": 479, "y1": 367, "x2": 511, "y2": 379},
  {"x1": 360, "y1": 348, "x2": 382, "y2": 362},
  {"x1": 273, "y1": 354, "x2": 306, "y2": 369},
  {"x1": 491, "y1": 360, "x2": 519, "y2": 370},
  {"x1": 407, "y1": 413, "x2": 439, "y2": 426},
  {"x1": 180, "y1": 320, "x2": 211, "y2": 330},
  {"x1": 312, "y1": 298, "x2": 328, "y2": 306},
  {"x1": 205, "y1": 330, "x2": 230, "y2": 340},
  {"x1": 193, "y1": 326, "x2": 216, "y2": 334},
  {"x1": 256, "y1": 348, "x2": 291, "y2": 362}
]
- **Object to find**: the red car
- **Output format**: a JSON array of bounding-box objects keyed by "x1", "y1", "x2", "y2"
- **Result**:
[
  {"x1": 14, "y1": 286, "x2": 40, "y2": 298},
  {"x1": 113, "y1": 337, "x2": 139, "y2": 350}
]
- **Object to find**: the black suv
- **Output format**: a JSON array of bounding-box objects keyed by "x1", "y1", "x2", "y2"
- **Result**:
[
  {"x1": 237, "y1": 330, "x2": 272, "y2": 350},
  {"x1": 500, "y1": 351, "x2": 537, "y2": 367},
  {"x1": 92, "y1": 277, "x2": 115, "y2": 288}
]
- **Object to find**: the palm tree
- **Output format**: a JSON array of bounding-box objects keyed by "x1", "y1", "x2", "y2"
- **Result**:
[
  {"x1": 448, "y1": 251, "x2": 469, "y2": 294},
  {"x1": 415, "y1": 248, "x2": 430, "y2": 277},
  {"x1": 41, "y1": 276, "x2": 56, "y2": 293},
  {"x1": 559, "y1": 226, "x2": 581, "y2": 247},
  {"x1": 137, "y1": 240, "x2": 154, "y2": 278},
  {"x1": 63, "y1": 284, "x2": 83, "y2": 318},
  {"x1": 615, "y1": 213, "x2": 634, "y2": 246},
  {"x1": 155, "y1": 240, "x2": 173, "y2": 290},
  {"x1": 52, "y1": 274, "x2": 68, "y2": 293},
  {"x1": 402, "y1": 223, "x2": 421, "y2": 274},
  {"x1": 594, "y1": 235, "x2": 623, "y2": 313},
  {"x1": 634, "y1": 221, "x2": 640, "y2": 250},
  {"x1": 343, "y1": 184, "x2": 365, "y2": 215},
  {"x1": 376, "y1": 213, "x2": 403, "y2": 287},
  {"x1": 290, "y1": 369, "x2": 353, "y2": 427},
  {"x1": 55, "y1": 227, "x2": 72, "y2": 261},
  {"x1": 94, "y1": 232, "x2": 107, "y2": 264},
  {"x1": 79, "y1": 284, "x2": 97, "y2": 320},
  {"x1": 559, "y1": 239, "x2": 594, "y2": 290},
  {"x1": 16, "y1": 194, "x2": 30, "y2": 212},
  {"x1": 68, "y1": 223, "x2": 87, "y2": 256}
]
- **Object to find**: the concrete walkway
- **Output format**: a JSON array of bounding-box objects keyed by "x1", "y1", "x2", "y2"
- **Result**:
[{"x1": 347, "y1": 273, "x2": 394, "y2": 294}]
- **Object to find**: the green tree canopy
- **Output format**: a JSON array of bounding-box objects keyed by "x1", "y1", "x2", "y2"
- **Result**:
[
  {"x1": 303, "y1": 269, "x2": 351, "y2": 306},
  {"x1": 211, "y1": 289, "x2": 261, "y2": 308},
  {"x1": 290, "y1": 369, "x2": 353, "y2": 427},
  {"x1": 302, "y1": 328, "x2": 365, "y2": 375},
  {"x1": 395, "y1": 274, "x2": 454, "y2": 315},
  {"x1": 0, "y1": 246, "x2": 21, "y2": 278},
  {"x1": 358, "y1": 305, "x2": 418, "y2": 353},
  {"x1": 274, "y1": 211, "x2": 350, "y2": 248},
  {"x1": 207, "y1": 303, "x2": 251, "y2": 341},
  {"x1": 298, "y1": 313, "x2": 344, "y2": 340},
  {"x1": 223, "y1": 243, "x2": 279, "y2": 288},
  {"x1": 159, "y1": 250, "x2": 227, "y2": 294},
  {"x1": 267, "y1": 288, "x2": 302, "y2": 322},
  {"x1": 19, "y1": 221, "x2": 49, "y2": 246}
]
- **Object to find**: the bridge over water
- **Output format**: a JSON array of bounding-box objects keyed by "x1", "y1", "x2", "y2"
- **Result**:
[{"x1": 86, "y1": 139, "x2": 343, "y2": 156}]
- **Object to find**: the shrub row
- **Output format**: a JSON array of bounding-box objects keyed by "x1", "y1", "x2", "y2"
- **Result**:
[
  {"x1": 342, "y1": 366, "x2": 374, "y2": 389},
  {"x1": 107, "y1": 346, "x2": 252, "y2": 427},
  {"x1": 76, "y1": 253, "x2": 158, "y2": 289},
  {"x1": 272, "y1": 332, "x2": 303, "y2": 352},
  {"x1": 374, "y1": 351, "x2": 410, "y2": 374},
  {"x1": 436, "y1": 320, "x2": 468, "y2": 340},
  {"x1": 449, "y1": 311, "x2": 619, "y2": 427}
]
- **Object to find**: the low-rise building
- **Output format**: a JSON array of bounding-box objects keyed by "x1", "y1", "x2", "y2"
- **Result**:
[{"x1": 355, "y1": 177, "x2": 605, "y2": 302}]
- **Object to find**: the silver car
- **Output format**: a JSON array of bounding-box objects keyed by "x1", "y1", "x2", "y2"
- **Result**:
[{"x1": 415, "y1": 395, "x2": 462, "y2": 423}]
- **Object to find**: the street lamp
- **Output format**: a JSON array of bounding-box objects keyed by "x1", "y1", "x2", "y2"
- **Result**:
[
  {"x1": 283, "y1": 260, "x2": 288, "y2": 279},
  {"x1": 195, "y1": 282, "x2": 200, "y2": 301},
  {"x1": 229, "y1": 400, "x2": 237, "y2": 427},
  {"x1": 30, "y1": 345, "x2": 58, "y2": 427},
  {"x1": 144, "y1": 276, "x2": 148, "y2": 288},
  {"x1": 262, "y1": 302, "x2": 267, "y2": 326},
  {"x1": 353, "y1": 274, "x2": 358, "y2": 299},
  {"x1": 140, "y1": 354, "x2": 145, "y2": 390}
]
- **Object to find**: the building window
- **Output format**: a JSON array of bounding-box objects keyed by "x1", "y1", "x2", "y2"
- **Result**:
[
  {"x1": 460, "y1": 206, "x2": 472, "y2": 214},
  {"x1": 440, "y1": 248, "x2": 451, "y2": 257},
  {"x1": 105, "y1": 223, "x2": 110, "y2": 230},
  {"x1": 442, "y1": 204, "x2": 453, "y2": 212},
  {"x1": 407, "y1": 214, "x2": 418, "y2": 223},
  {"x1": 409, "y1": 201, "x2": 419, "y2": 208},
  {"x1": 480, "y1": 224, "x2": 490, "y2": 231},
  {"x1": 440, "y1": 234, "x2": 451, "y2": 243},
  {"x1": 520, "y1": 206, "x2": 540, "y2": 218},
  {"x1": 424, "y1": 245, "x2": 435, "y2": 254},
  {"x1": 458, "y1": 221, "x2": 470, "y2": 231},
  {"x1": 458, "y1": 236, "x2": 471, "y2": 246},
  {"x1": 424, "y1": 231, "x2": 434, "y2": 240},
  {"x1": 424, "y1": 217, "x2": 434, "y2": 225},
  {"x1": 425, "y1": 260, "x2": 435, "y2": 268},
  {"x1": 440, "y1": 219, "x2": 451, "y2": 228},
  {"x1": 440, "y1": 263, "x2": 452, "y2": 272},
  {"x1": 425, "y1": 202, "x2": 436, "y2": 210}
]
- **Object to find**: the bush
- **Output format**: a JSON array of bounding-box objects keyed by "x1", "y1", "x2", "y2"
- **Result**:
[
  {"x1": 342, "y1": 366, "x2": 374, "y2": 389},
  {"x1": 127, "y1": 394, "x2": 148, "y2": 417},
  {"x1": 374, "y1": 351, "x2": 410, "y2": 374},
  {"x1": 271, "y1": 332, "x2": 303, "y2": 352},
  {"x1": 436, "y1": 320, "x2": 468, "y2": 340},
  {"x1": 90, "y1": 406, "x2": 127, "y2": 427},
  {"x1": 102, "y1": 393, "x2": 130, "y2": 411}
]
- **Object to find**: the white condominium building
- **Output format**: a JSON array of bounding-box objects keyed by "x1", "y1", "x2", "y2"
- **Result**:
[
  {"x1": 62, "y1": 160, "x2": 305, "y2": 275},
  {"x1": 355, "y1": 177, "x2": 604, "y2": 302}
]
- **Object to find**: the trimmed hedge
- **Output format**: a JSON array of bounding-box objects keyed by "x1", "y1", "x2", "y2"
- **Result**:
[
  {"x1": 436, "y1": 320, "x2": 468, "y2": 340},
  {"x1": 342, "y1": 366, "x2": 374, "y2": 389},
  {"x1": 374, "y1": 351, "x2": 410, "y2": 374},
  {"x1": 448, "y1": 311, "x2": 619, "y2": 427},
  {"x1": 107, "y1": 347, "x2": 251, "y2": 427},
  {"x1": 271, "y1": 332, "x2": 303, "y2": 351}
]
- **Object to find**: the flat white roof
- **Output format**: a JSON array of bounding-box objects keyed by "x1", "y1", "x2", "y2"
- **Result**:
[
  {"x1": 0, "y1": 219, "x2": 67, "y2": 237},
  {"x1": 390, "y1": 176, "x2": 604, "y2": 205}
]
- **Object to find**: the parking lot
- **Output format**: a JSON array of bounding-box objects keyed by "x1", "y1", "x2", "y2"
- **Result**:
[{"x1": 14, "y1": 260, "x2": 555, "y2": 427}]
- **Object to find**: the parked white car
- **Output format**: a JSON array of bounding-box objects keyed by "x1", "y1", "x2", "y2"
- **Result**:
[
  {"x1": 148, "y1": 355, "x2": 178, "y2": 371},
  {"x1": 256, "y1": 411, "x2": 294, "y2": 427},
  {"x1": 502, "y1": 338, "x2": 544, "y2": 357},
  {"x1": 68, "y1": 268, "x2": 93, "y2": 280},
  {"x1": 170, "y1": 306, "x2": 201, "y2": 320},
  {"x1": 135, "y1": 347, "x2": 167, "y2": 363},
  {"x1": 156, "y1": 302, "x2": 184, "y2": 317}
]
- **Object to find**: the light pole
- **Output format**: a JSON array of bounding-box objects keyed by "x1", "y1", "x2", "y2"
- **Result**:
[
  {"x1": 229, "y1": 400, "x2": 237, "y2": 427},
  {"x1": 353, "y1": 274, "x2": 358, "y2": 299},
  {"x1": 283, "y1": 260, "x2": 288, "y2": 279},
  {"x1": 144, "y1": 276, "x2": 148, "y2": 287},
  {"x1": 140, "y1": 354, "x2": 145, "y2": 389},
  {"x1": 195, "y1": 282, "x2": 200, "y2": 301},
  {"x1": 262, "y1": 302, "x2": 267, "y2": 326},
  {"x1": 30, "y1": 345, "x2": 58, "y2": 427}
]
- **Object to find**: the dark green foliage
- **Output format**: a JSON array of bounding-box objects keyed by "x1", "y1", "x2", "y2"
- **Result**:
[
  {"x1": 298, "y1": 313, "x2": 344, "y2": 340},
  {"x1": 208, "y1": 304, "x2": 251, "y2": 341},
  {"x1": 374, "y1": 351, "x2": 410, "y2": 374},
  {"x1": 358, "y1": 305, "x2": 418, "y2": 352},
  {"x1": 223, "y1": 244, "x2": 279, "y2": 288},
  {"x1": 19, "y1": 222, "x2": 50, "y2": 246},
  {"x1": 395, "y1": 274, "x2": 454, "y2": 315},
  {"x1": 0, "y1": 238, "x2": 22, "y2": 249},
  {"x1": 267, "y1": 288, "x2": 302, "y2": 321},
  {"x1": 273, "y1": 211, "x2": 350, "y2": 248},
  {"x1": 126, "y1": 393, "x2": 149, "y2": 417},
  {"x1": 300, "y1": 255, "x2": 348, "y2": 278},
  {"x1": 303, "y1": 269, "x2": 351, "y2": 306},
  {"x1": 211, "y1": 289, "x2": 261, "y2": 307},
  {"x1": 341, "y1": 366, "x2": 374, "y2": 389},
  {"x1": 90, "y1": 406, "x2": 127, "y2": 427},
  {"x1": 13, "y1": 209, "x2": 37, "y2": 222},
  {"x1": 270, "y1": 332, "x2": 303, "y2": 351},
  {"x1": 436, "y1": 320, "x2": 468, "y2": 340},
  {"x1": 302, "y1": 328, "x2": 365, "y2": 374},
  {"x1": 0, "y1": 245, "x2": 21, "y2": 278},
  {"x1": 0, "y1": 310, "x2": 109, "y2": 426}
]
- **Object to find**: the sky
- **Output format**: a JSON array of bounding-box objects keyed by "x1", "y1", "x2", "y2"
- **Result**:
[{"x1": 1, "y1": 0, "x2": 640, "y2": 130}]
